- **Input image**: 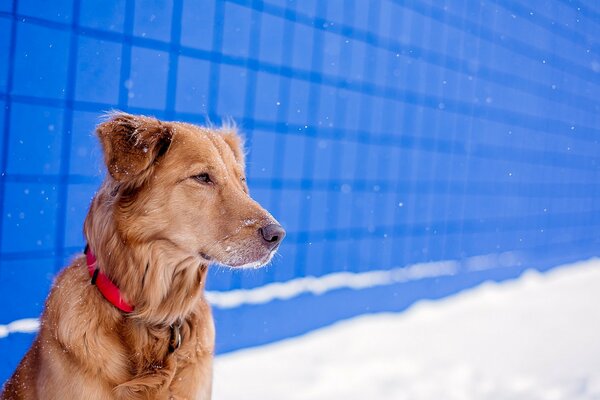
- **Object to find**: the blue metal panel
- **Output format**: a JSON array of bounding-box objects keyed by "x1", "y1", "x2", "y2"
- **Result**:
[
  {"x1": 75, "y1": 37, "x2": 123, "y2": 104},
  {"x1": 128, "y1": 47, "x2": 169, "y2": 109},
  {"x1": 12, "y1": 23, "x2": 71, "y2": 99},
  {"x1": 18, "y1": 0, "x2": 74, "y2": 24},
  {"x1": 79, "y1": 0, "x2": 126, "y2": 33},
  {"x1": 175, "y1": 56, "x2": 210, "y2": 114},
  {"x1": 1, "y1": 182, "x2": 59, "y2": 253},
  {"x1": 132, "y1": 0, "x2": 173, "y2": 42}
]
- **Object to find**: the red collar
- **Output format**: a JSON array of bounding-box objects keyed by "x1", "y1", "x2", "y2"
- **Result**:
[{"x1": 85, "y1": 246, "x2": 134, "y2": 313}]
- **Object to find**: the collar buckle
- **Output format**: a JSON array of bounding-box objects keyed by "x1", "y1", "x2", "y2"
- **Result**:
[{"x1": 169, "y1": 321, "x2": 182, "y2": 353}]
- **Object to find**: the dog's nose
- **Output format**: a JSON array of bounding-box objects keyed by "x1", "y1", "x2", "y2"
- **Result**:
[{"x1": 259, "y1": 224, "x2": 286, "y2": 249}]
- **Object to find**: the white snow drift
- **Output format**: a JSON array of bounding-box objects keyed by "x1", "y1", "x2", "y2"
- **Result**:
[{"x1": 213, "y1": 258, "x2": 600, "y2": 400}]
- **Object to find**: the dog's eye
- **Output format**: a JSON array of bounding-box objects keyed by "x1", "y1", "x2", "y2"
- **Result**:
[
  {"x1": 241, "y1": 177, "x2": 246, "y2": 183},
  {"x1": 192, "y1": 173, "x2": 213, "y2": 185}
]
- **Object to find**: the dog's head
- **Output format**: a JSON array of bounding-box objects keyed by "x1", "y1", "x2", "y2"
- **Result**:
[{"x1": 94, "y1": 112, "x2": 285, "y2": 268}]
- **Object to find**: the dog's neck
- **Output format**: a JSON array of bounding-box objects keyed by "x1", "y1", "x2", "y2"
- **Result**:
[{"x1": 84, "y1": 183, "x2": 209, "y2": 327}]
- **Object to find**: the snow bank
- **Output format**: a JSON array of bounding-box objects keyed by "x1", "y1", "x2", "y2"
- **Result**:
[
  {"x1": 0, "y1": 319, "x2": 40, "y2": 338},
  {"x1": 206, "y1": 259, "x2": 459, "y2": 308},
  {"x1": 213, "y1": 259, "x2": 600, "y2": 400}
]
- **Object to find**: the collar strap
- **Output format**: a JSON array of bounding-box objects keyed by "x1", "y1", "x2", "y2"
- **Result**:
[{"x1": 85, "y1": 245, "x2": 135, "y2": 313}]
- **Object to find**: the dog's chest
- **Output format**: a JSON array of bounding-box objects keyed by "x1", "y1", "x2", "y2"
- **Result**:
[
  {"x1": 112, "y1": 317, "x2": 214, "y2": 398},
  {"x1": 123, "y1": 323, "x2": 189, "y2": 371}
]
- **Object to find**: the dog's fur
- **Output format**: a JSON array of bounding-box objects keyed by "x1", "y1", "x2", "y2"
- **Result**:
[{"x1": 2, "y1": 113, "x2": 283, "y2": 399}]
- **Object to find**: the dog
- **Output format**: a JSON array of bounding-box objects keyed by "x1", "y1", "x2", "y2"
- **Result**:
[{"x1": 1, "y1": 112, "x2": 285, "y2": 399}]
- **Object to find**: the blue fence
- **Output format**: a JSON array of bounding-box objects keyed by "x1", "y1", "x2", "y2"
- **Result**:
[{"x1": 1, "y1": 0, "x2": 600, "y2": 383}]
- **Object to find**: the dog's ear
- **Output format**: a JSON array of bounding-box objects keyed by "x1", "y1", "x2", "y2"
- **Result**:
[
  {"x1": 220, "y1": 126, "x2": 245, "y2": 168},
  {"x1": 96, "y1": 112, "x2": 172, "y2": 182}
]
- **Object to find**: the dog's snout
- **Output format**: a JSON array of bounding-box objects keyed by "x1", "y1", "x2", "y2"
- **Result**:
[{"x1": 259, "y1": 224, "x2": 285, "y2": 249}]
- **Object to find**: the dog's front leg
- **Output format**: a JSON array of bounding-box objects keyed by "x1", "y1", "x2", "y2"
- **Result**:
[
  {"x1": 113, "y1": 356, "x2": 177, "y2": 400},
  {"x1": 168, "y1": 355, "x2": 213, "y2": 400}
]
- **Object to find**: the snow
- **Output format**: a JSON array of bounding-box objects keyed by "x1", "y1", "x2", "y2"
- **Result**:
[
  {"x1": 206, "y1": 259, "x2": 458, "y2": 309},
  {"x1": 213, "y1": 259, "x2": 600, "y2": 400},
  {"x1": 0, "y1": 318, "x2": 40, "y2": 338}
]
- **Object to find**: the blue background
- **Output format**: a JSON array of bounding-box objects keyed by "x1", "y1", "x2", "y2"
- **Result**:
[{"x1": 1, "y1": 0, "x2": 600, "y2": 383}]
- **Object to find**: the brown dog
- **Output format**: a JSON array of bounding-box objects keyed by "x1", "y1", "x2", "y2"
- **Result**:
[{"x1": 1, "y1": 113, "x2": 285, "y2": 399}]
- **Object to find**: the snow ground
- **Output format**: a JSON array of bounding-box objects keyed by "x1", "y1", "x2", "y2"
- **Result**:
[{"x1": 213, "y1": 259, "x2": 600, "y2": 400}]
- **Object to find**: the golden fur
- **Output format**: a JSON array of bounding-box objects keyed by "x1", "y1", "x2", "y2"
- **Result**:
[{"x1": 2, "y1": 113, "x2": 283, "y2": 399}]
